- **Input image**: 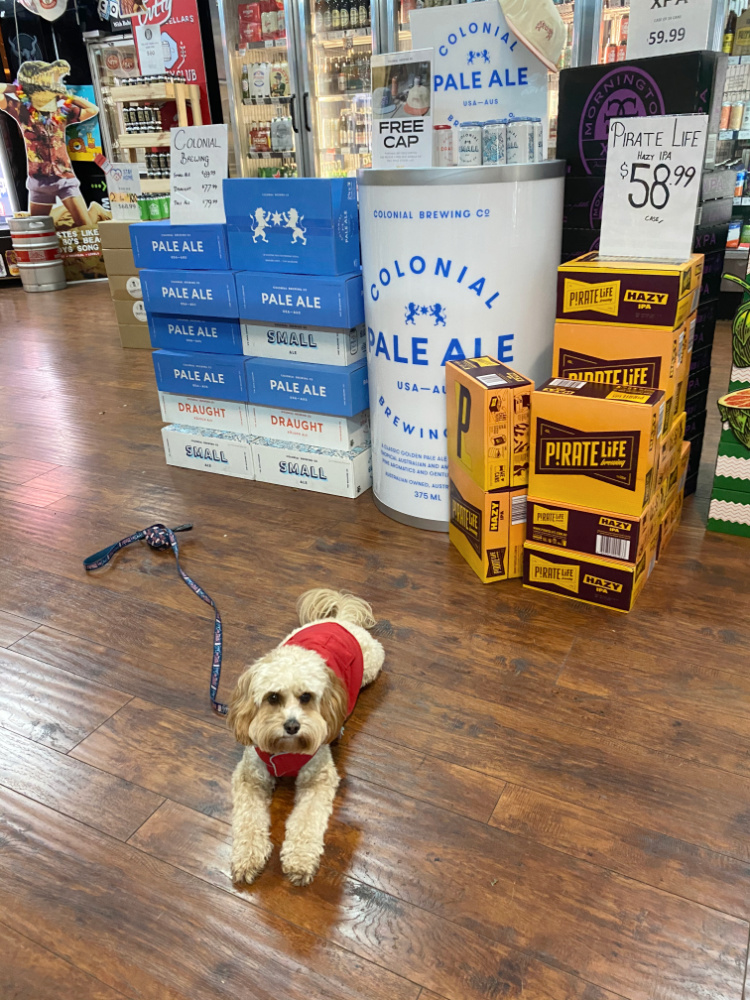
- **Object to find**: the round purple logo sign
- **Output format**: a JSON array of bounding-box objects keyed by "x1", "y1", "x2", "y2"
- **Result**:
[{"x1": 578, "y1": 66, "x2": 666, "y2": 176}]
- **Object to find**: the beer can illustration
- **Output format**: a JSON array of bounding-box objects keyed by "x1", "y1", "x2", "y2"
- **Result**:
[
  {"x1": 458, "y1": 122, "x2": 482, "y2": 166},
  {"x1": 720, "y1": 102, "x2": 732, "y2": 130},
  {"x1": 533, "y1": 119, "x2": 543, "y2": 163},
  {"x1": 506, "y1": 118, "x2": 533, "y2": 165},
  {"x1": 434, "y1": 124, "x2": 456, "y2": 167},
  {"x1": 482, "y1": 121, "x2": 506, "y2": 165}
]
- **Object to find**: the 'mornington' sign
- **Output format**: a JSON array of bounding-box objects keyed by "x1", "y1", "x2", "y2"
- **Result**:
[{"x1": 411, "y1": 0, "x2": 548, "y2": 133}]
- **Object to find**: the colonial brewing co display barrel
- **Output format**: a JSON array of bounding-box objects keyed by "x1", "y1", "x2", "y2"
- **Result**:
[
  {"x1": 358, "y1": 161, "x2": 565, "y2": 531},
  {"x1": 8, "y1": 216, "x2": 67, "y2": 293}
]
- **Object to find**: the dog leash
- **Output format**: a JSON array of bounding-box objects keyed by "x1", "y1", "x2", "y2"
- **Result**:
[{"x1": 83, "y1": 523, "x2": 227, "y2": 716}]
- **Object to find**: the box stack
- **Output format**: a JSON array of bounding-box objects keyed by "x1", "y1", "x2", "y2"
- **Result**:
[
  {"x1": 556, "y1": 50, "x2": 732, "y2": 496},
  {"x1": 135, "y1": 178, "x2": 371, "y2": 499},
  {"x1": 445, "y1": 358, "x2": 533, "y2": 583},
  {"x1": 99, "y1": 220, "x2": 150, "y2": 350},
  {"x1": 521, "y1": 253, "x2": 704, "y2": 611}
]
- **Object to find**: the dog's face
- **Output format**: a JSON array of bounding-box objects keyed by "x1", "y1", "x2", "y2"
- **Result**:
[{"x1": 228, "y1": 647, "x2": 348, "y2": 758}]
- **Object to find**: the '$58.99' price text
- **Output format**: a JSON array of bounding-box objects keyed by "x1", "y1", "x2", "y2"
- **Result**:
[
  {"x1": 619, "y1": 162, "x2": 696, "y2": 210},
  {"x1": 648, "y1": 27, "x2": 685, "y2": 46}
]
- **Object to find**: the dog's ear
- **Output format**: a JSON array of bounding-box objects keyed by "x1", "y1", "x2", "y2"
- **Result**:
[
  {"x1": 319, "y1": 669, "x2": 348, "y2": 743},
  {"x1": 227, "y1": 668, "x2": 258, "y2": 746}
]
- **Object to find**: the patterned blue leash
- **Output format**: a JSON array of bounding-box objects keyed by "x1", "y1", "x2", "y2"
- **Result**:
[{"x1": 83, "y1": 523, "x2": 227, "y2": 715}]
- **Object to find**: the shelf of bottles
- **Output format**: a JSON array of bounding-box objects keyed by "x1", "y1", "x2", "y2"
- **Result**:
[
  {"x1": 597, "y1": 0, "x2": 629, "y2": 64},
  {"x1": 234, "y1": 0, "x2": 298, "y2": 177},
  {"x1": 309, "y1": 0, "x2": 373, "y2": 176},
  {"x1": 86, "y1": 37, "x2": 139, "y2": 162}
]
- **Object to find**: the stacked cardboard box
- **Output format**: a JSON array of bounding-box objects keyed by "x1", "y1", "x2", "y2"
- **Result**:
[
  {"x1": 445, "y1": 358, "x2": 533, "y2": 583},
  {"x1": 521, "y1": 253, "x2": 703, "y2": 611},
  {"x1": 99, "y1": 220, "x2": 150, "y2": 350},
  {"x1": 135, "y1": 178, "x2": 371, "y2": 499},
  {"x1": 556, "y1": 51, "x2": 732, "y2": 496}
]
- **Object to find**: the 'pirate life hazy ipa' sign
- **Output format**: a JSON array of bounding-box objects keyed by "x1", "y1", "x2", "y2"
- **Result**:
[
  {"x1": 411, "y1": 0, "x2": 548, "y2": 143},
  {"x1": 359, "y1": 167, "x2": 564, "y2": 528}
]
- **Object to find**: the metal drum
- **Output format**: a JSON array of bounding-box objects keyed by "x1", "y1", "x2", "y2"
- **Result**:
[{"x1": 8, "y1": 216, "x2": 67, "y2": 293}]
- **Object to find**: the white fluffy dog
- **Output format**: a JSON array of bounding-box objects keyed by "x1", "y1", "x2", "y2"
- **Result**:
[{"x1": 228, "y1": 588, "x2": 384, "y2": 886}]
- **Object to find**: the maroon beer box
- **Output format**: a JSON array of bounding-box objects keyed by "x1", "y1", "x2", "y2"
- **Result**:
[
  {"x1": 557, "y1": 51, "x2": 726, "y2": 179},
  {"x1": 686, "y1": 366, "x2": 711, "y2": 400},
  {"x1": 563, "y1": 177, "x2": 604, "y2": 231},
  {"x1": 689, "y1": 344, "x2": 712, "y2": 376},
  {"x1": 685, "y1": 388, "x2": 708, "y2": 421},
  {"x1": 699, "y1": 251, "x2": 725, "y2": 302},
  {"x1": 693, "y1": 299, "x2": 718, "y2": 350}
]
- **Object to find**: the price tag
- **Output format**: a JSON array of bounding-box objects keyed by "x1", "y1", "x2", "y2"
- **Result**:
[
  {"x1": 170, "y1": 124, "x2": 228, "y2": 225},
  {"x1": 105, "y1": 162, "x2": 141, "y2": 221},
  {"x1": 626, "y1": 0, "x2": 715, "y2": 60},
  {"x1": 599, "y1": 113, "x2": 708, "y2": 261},
  {"x1": 135, "y1": 23, "x2": 166, "y2": 77}
]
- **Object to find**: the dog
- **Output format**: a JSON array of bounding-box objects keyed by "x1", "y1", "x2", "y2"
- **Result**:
[{"x1": 228, "y1": 588, "x2": 384, "y2": 886}]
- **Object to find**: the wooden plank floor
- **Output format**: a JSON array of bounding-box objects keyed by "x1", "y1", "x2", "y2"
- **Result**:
[{"x1": 1, "y1": 280, "x2": 749, "y2": 1000}]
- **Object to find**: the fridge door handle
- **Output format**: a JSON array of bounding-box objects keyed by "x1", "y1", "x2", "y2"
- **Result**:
[
  {"x1": 290, "y1": 94, "x2": 299, "y2": 134},
  {"x1": 303, "y1": 92, "x2": 312, "y2": 133}
]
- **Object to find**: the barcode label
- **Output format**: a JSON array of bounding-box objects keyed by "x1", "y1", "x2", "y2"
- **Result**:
[
  {"x1": 595, "y1": 534, "x2": 631, "y2": 560},
  {"x1": 511, "y1": 495, "x2": 527, "y2": 525},
  {"x1": 476, "y1": 373, "x2": 507, "y2": 387},
  {"x1": 549, "y1": 378, "x2": 587, "y2": 389},
  {"x1": 657, "y1": 402, "x2": 665, "y2": 438}
]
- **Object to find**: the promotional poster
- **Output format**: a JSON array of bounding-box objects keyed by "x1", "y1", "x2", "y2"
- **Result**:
[{"x1": 371, "y1": 49, "x2": 434, "y2": 169}]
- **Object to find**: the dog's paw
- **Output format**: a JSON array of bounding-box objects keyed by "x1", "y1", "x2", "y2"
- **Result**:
[
  {"x1": 231, "y1": 841, "x2": 272, "y2": 885},
  {"x1": 280, "y1": 843, "x2": 320, "y2": 886}
]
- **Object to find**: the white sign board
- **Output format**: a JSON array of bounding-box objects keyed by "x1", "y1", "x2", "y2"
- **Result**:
[
  {"x1": 411, "y1": 0, "x2": 547, "y2": 142},
  {"x1": 371, "y1": 48, "x2": 433, "y2": 169},
  {"x1": 626, "y1": 0, "x2": 716, "y2": 61},
  {"x1": 600, "y1": 113, "x2": 708, "y2": 261},
  {"x1": 170, "y1": 125, "x2": 228, "y2": 225},
  {"x1": 105, "y1": 162, "x2": 141, "y2": 221},
  {"x1": 135, "y1": 23, "x2": 166, "y2": 76}
]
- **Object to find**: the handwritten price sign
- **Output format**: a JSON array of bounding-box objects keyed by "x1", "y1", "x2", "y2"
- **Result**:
[
  {"x1": 170, "y1": 124, "x2": 228, "y2": 226},
  {"x1": 599, "y1": 113, "x2": 708, "y2": 261}
]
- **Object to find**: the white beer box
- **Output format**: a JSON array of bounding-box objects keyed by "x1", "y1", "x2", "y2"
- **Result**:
[
  {"x1": 159, "y1": 392, "x2": 251, "y2": 434},
  {"x1": 252, "y1": 438, "x2": 372, "y2": 498},
  {"x1": 162, "y1": 425, "x2": 255, "y2": 479},
  {"x1": 247, "y1": 404, "x2": 370, "y2": 450},
  {"x1": 241, "y1": 321, "x2": 367, "y2": 366}
]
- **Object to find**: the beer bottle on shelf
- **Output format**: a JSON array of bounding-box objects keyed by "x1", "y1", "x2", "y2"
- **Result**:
[
  {"x1": 338, "y1": 56, "x2": 348, "y2": 92},
  {"x1": 349, "y1": 0, "x2": 359, "y2": 28},
  {"x1": 331, "y1": 0, "x2": 341, "y2": 31},
  {"x1": 340, "y1": 0, "x2": 349, "y2": 31},
  {"x1": 322, "y1": 0, "x2": 332, "y2": 31},
  {"x1": 241, "y1": 64, "x2": 250, "y2": 100},
  {"x1": 314, "y1": 0, "x2": 324, "y2": 33},
  {"x1": 363, "y1": 0, "x2": 370, "y2": 27},
  {"x1": 724, "y1": 7, "x2": 737, "y2": 54},
  {"x1": 276, "y1": 3, "x2": 286, "y2": 38}
]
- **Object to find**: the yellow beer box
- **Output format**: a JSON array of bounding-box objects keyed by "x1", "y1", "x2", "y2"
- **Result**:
[
  {"x1": 523, "y1": 538, "x2": 656, "y2": 613},
  {"x1": 526, "y1": 494, "x2": 658, "y2": 565},
  {"x1": 529, "y1": 378, "x2": 665, "y2": 518},
  {"x1": 446, "y1": 357, "x2": 533, "y2": 491},
  {"x1": 553, "y1": 321, "x2": 683, "y2": 432},
  {"x1": 656, "y1": 438, "x2": 690, "y2": 522},
  {"x1": 657, "y1": 489, "x2": 684, "y2": 560},
  {"x1": 557, "y1": 253, "x2": 703, "y2": 330},
  {"x1": 449, "y1": 460, "x2": 526, "y2": 584},
  {"x1": 657, "y1": 410, "x2": 687, "y2": 492}
]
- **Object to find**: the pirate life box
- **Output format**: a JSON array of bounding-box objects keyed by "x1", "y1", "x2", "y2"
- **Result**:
[
  {"x1": 148, "y1": 314, "x2": 243, "y2": 355},
  {"x1": 657, "y1": 410, "x2": 687, "y2": 489},
  {"x1": 153, "y1": 350, "x2": 250, "y2": 403},
  {"x1": 108, "y1": 274, "x2": 142, "y2": 302},
  {"x1": 245, "y1": 356, "x2": 368, "y2": 417},
  {"x1": 235, "y1": 271, "x2": 364, "y2": 331},
  {"x1": 551, "y1": 321, "x2": 684, "y2": 433},
  {"x1": 556, "y1": 51, "x2": 726, "y2": 179},
  {"x1": 246, "y1": 404, "x2": 370, "y2": 451},
  {"x1": 522, "y1": 537, "x2": 656, "y2": 613},
  {"x1": 448, "y1": 461, "x2": 526, "y2": 585},
  {"x1": 556, "y1": 254, "x2": 704, "y2": 330},
  {"x1": 130, "y1": 222, "x2": 230, "y2": 271},
  {"x1": 251, "y1": 438, "x2": 371, "y2": 499},
  {"x1": 141, "y1": 270, "x2": 239, "y2": 320},
  {"x1": 113, "y1": 297, "x2": 148, "y2": 328},
  {"x1": 241, "y1": 321, "x2": 366, "y2": 367},
  {"x1": 525, "y1": 495, "x2": 658, "y2": 566},
  {"x1": 159, "y1": 392, "x2": 252, "y2": 435},
  {"x1": 162, "y1": 425, "x2": 255, "y2": 480},
  {"x1": 224, "y1": 177, "x2": 360, "y2": 276},
  {"x1": 708, "y1": 487, "x2": 750, "y2": 537},
  {"x1": 528, "y1": 378, "x2": 665, "y2": 519},
  {"x1": 445, "y1": 357, "x2": 534, "y2": 493},
  {"x1": 654, "y1": 438, "x2": 688, "y2": 522},
  {"x1": 656, "y1": 489, "x2": 684, "y2": 560}
]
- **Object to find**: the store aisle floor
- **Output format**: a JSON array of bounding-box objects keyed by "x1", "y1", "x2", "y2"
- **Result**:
[{"x1": 1, "y1": 281, "x2": 749, "y2": 1000}]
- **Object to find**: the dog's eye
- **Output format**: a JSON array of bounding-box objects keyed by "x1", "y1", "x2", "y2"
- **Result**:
[
  {"x1": 267, "y1": 692, "x2": 281, "y2": 705},
  {"x1": 299, "y1": 692, "x2": 312, "y2": 705}
]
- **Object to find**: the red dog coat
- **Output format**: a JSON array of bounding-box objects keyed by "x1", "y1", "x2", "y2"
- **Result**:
[{"x1": 254, "y1": 621, "x2": 364, "y2": 778}]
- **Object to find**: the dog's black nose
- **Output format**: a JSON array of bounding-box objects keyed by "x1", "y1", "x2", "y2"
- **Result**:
[{"x1": 284, "y1": 718, "x2": 300, "y2": 735}]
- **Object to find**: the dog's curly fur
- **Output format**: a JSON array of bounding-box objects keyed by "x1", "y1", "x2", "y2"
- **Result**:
[{"x1": 228, "y1": 588, "x2": 384, "y2": 886}]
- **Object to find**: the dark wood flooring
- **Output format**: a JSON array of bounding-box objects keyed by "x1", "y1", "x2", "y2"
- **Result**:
[{"x1": 1, "y1": 281, "x2": 749, "y2": 1000}]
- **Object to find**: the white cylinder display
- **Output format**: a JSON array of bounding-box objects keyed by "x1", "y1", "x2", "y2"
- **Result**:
[{"x1": 358, "y1": 162, "x2": 564, "y2": 532}]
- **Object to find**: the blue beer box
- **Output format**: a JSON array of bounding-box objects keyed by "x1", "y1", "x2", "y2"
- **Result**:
[
  {"x1": 130, "y1": 222, "x2": 231, "y2": 270},
  {"x1": 245, "y1": 356, "x2": 368, "y2": 417},
  {"x1": 235, "y1": 271, "x2": 364, "y2": 330},
  {"x1": 153, "y1": 349, "x2": 250, "y2": 402},
  {"x1": 148, "y1": 314, "x2": 243, "y2": 355},
  {"x1": 224, "y1": 178, "x2": 360, "y2": 275},
  {"x1": 141, "y1": 269, "x2": 239, "y2": 319}
]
